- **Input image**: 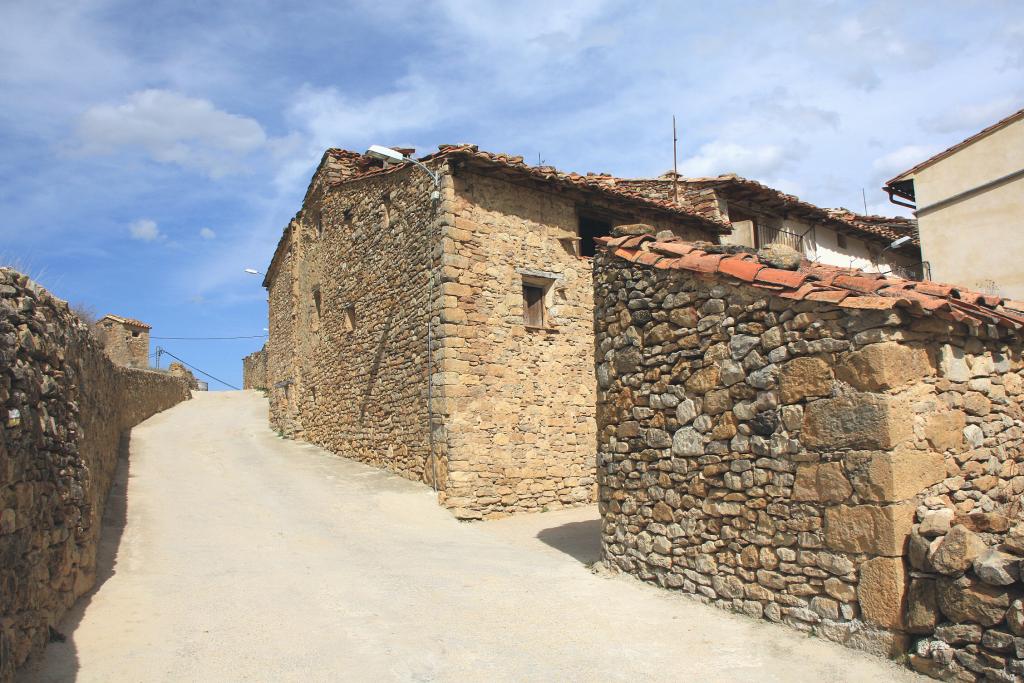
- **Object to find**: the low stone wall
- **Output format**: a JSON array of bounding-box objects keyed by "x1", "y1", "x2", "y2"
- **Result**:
[
  {"x1": 0, "y1": 268, "x2": 190, "y2": 678},
  {"x1": 593, "y1": 240, "x2": 1024, "y2": 680},
  {"x1": 242, "y1": 347, "x2": 267, "y2": 390}
]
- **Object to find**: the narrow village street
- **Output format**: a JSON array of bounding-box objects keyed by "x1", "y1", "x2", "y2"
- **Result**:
[{"x1": 21, "y1": 392, "x2": 920, "y2": 682}]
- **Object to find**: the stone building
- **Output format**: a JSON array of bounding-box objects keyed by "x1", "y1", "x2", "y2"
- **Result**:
[
  {"x1": 884, "y1": 107, "x2": 1024, "y2": 299},
  {"x1": 261, "y1": 145, "x2": 725, "y2": 518},
  {"x1": 242, "y1": 347, "x2": 268, "y2": 390},
  {"x1": 592, "y1": 232, "x2": 1024, "y2": 680},
  {"x1": 617, "y1": 174, "x2": 923, "y2": 279},
  {"x1": 95, "y1": 314, "x2": 150, "y2": 368}
]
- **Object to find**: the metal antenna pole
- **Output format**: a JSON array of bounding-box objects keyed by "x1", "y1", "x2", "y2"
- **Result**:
[
  {"x1": 673, "y1": 116, "x2": 679, "y2": 203},
  {"x1": 862, "y1": 188, "x2": 868, "y2": 215}
]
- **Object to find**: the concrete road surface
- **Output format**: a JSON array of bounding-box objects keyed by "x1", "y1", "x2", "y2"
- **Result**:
[{"x1": 19, "y1": 391, "x2": 921, "y2": 682}]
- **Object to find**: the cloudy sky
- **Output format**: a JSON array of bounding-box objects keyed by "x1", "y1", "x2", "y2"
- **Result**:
[{"x1": 1, "y1": 0, "x2": 1021, "y2": 388}]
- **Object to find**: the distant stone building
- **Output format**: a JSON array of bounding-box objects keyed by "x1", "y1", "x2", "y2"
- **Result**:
[
  {"x1": 617, "y1": 174, "x2": 922, "y2": 278},
  {"x1": 242, "y1": 347, "x2": 268, "y2": 390},
  {"x1": 592, "y1": 231, "x2": 1024, "y2": 681},
  {"x1": 95, "y1": 314, "x2": 150, "y2": 368},
  {"x1": 261, "y1": 145, "x2": 725, "y2": 518},
  {"x1": 884, "y1": 107, "x2": 1024, "y2": 299}
]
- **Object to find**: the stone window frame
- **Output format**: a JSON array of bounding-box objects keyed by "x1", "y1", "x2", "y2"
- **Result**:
[{"x1": 517, "y1": 268, "x2": 563, "y2": 332}]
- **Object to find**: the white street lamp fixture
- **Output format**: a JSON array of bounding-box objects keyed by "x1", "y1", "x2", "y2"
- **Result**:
[
  {"x1": 365, "y1": 145, "x2": 441, "y2": 201},
  {"x1": 889, "y1": 236, "x2": 912, "y2": 249},
  {"x1": 244, "y1": 268, "x2": 262, "y2": 275}
]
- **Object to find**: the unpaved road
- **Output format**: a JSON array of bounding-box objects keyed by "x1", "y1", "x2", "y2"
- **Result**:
[{"x1": 20, "y1": 391, "x2": 920, "y2": 682}]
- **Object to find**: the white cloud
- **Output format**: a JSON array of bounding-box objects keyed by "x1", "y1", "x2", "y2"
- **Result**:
[
  {"x1": 871, "y1": 145, "x2": 939, "y2": 179},
  {"x1": 129, "y1": 218, "x2": 162, "y2": 242},
  {"x1": 921, "y1": 98, "x2": 1021, "y2": 134},
  {"x1": 679, "y1": 141, "x2": 793, "y2": 179},
  {"x1": 199, "y1": 227, "x2": 216, "y2": 240},
  {"x1": 77, "y1": 89, "x2": 267, "y2": 177}
]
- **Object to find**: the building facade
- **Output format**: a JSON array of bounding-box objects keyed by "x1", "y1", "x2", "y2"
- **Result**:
[
  {"x1": 95, "y1": 314, "x2": 150, "y2": 368},
  {"x1": 618, "y1": 175, "x2": 922, "y2": 279},
  {"x1": 261, "y1": 145, "x2": 724, "y2": 518},
  {"x1": 885, "y1": 108, "x2": 1024, "y2": 300}
]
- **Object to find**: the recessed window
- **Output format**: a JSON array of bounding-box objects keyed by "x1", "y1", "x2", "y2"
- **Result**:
[
  {"x1": 523, "y1": 284, "x2": 545, "y2": 328},
  {"x1": 578, "y1": 214, "x2": 613, "y2": 258},
  {"x1": 343, "y1": 304, "x2": 356, "y2": 332},
  {"x1": 131, "y1": 331, "x2": 140, "y2": 337},
  {"x1": 836, "y1": 233, "x2": 848, "y2": 249},
  {"x1": 312, "y1": 287, "x2": 322, "y2": 332}
]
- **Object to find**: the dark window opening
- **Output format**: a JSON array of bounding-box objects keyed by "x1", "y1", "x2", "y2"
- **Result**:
[
  {"x1": 523, "y1": 284, "x2": 546, "y2": 328},
  {"x1": 313, "y1": 288, "x2": 322, "y2": 317},
  {"x1": 343, "y1": 304, "x2": 356, "y2": 332},
  {"x1": 131, "y1": 331, "x2": 140, "y2": 337},
  {"x1": 578, "y1": 215, "x2": 613, "y2": 257},
  {"x1": 836, "y1": 233, "x2": 848, "y2": 249}
]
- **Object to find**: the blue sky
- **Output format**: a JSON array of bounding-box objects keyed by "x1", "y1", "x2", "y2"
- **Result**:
[{"x1": 2, "y1": 0, "x2": 1022, "y2": 389}]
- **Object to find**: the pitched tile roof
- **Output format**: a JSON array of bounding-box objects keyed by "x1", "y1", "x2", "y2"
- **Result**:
[
  {"x1": 596, "y1": 235, "x2": 1024, "y2": 333},
  {"x1": 322, "y1": 145, "x2": 730, "y2": 235},
  {"x1": 100, "y1": 314, "x2": 151, "y2": 329},
  {"x1": 616, "y1": 174, "x2": 919, "y2": 249},
  {"x1": 887, "y1": 107, "x2": 1024, "y2": 184}
]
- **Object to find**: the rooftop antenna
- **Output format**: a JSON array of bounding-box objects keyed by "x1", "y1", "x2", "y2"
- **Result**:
[
  {"x1": 672, "y1": 115, "x2": 679, "y2": 203},
  {"x1": 861, "y1": 188, "x2": 868, "y2": 215}
]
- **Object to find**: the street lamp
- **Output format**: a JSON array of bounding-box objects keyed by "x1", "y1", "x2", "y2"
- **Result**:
[
  {"x1": 364, "y1": 145, "x2": 441, "y2": 201},
  {"x1": 244, "y1": 268, "x2": 262, "y2": 275}
]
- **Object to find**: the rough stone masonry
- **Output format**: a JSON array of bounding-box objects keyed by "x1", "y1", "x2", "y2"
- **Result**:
[
  {"x1": 0, "y1": 268, "x2": 191, "y2": 680},
  {"x1": 592, "y1": 232, "x2": 1024, "y2": 681},
  {"x1": 260, "y1": 145, "x2": 724, "y2": 519}
]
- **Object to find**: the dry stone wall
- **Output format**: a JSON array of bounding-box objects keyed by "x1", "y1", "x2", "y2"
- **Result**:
[
  {"x1": 593, "y1": 251, "x2": 1024, "y2": 680},
  {"x1": 242, "y1": 347, "x2": 267, "y2": 390},
  {"x1": 0, "y1": 268, "x2": 190, "y2": 679}
]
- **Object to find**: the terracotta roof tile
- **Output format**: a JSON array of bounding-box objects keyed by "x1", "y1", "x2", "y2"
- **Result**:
[
  {"x1": 756, "y1": 268, "x2": 808, "y2": 289},
  {"x1": 100, "y1": 314, "x2": 151, "y2": 329},
  {"x1": 718, "y1": 258, "x2": 764, "y2": 282},
  {"x1": 597, "y1": 236, "x2": 1023, "y2": 334}
]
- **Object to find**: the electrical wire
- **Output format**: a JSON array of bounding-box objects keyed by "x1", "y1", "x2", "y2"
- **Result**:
[
  {"x1": 156, "y1": 347, "x2": 241, "y2": 390},
  {"x1": 151, "y1": 334, "x2": 268, "y2": 340}
]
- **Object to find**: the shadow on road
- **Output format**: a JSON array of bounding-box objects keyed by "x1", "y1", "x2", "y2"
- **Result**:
[
  {"x1": 18, "y1": 432, "x2": 132, "y2": 682},
  {"x1": 536, "y1": 518, "x2": 603, "y2": 566}
]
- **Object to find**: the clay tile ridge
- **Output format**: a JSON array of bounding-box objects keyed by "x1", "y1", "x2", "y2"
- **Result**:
[
  {"x1": 597, "y1": 237, "x2": 1021, "y2": 332},
  {"x1": 101, "y1": 314, "x2": 151, "y2": 329},
  {"x1": 322, "y1": 145, "x2": 730, "y2": 236}
]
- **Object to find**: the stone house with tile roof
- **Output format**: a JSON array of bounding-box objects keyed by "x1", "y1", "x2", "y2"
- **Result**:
[
  {"x1": 260, "y1": 145, "x2": 725, "y2": 518},
  {"x1": 95, "y1": 314, "x2": 150, "y2": 368},
  {"x1": 616, "y1": 174, "x2": 923, "y2": 279}
]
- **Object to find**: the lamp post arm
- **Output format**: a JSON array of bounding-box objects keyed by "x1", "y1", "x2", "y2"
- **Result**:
[{"x1": 405, "y1": 157, "x2": 441, "y2": 188}]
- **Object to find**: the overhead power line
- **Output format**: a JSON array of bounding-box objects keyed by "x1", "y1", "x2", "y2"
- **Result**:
[
  {"x1": 151, "y1": 334, "x2": 268, "y2": 340},
  {"x1": 156, "y1": 347, "x2": 240, "y2": 390}
]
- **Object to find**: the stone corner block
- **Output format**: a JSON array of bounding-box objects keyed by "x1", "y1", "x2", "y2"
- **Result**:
[
  {"x1": 802, "y1": 392, "x2": 913, "y2": 450},
  {"x1": 825, "y1": 502, "x2": 915, "y2": 556},
  {"x1": 857, "y1": 556, "x2": 908, "y2": 629},
  {"x1": 845, "y1": 450, "x2": 947, "y2": 503},
  {"x1": 793, "y1": 462, "x2": 852, "y2": 504},
  {"x1": 778, "y1": 356, "x2": 833, "y2": 404},
  {"x1": 835, "y1": 341, "x2": 934, "y2": 392}
]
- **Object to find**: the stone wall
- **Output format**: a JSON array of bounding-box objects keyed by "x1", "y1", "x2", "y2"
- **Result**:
[
  {"x1": 264, "y1": 159, "x2": 439, "y2": 483},
  {"x1": 0, "y1": 268, "x2": 190, "y2": 678},
  {"x1": 592, "y1": 245, "x2": 1024, "y2": 679},
  {"x1": 242, "y1": 347, "x2": 267, "y2": 390},
  {"x1": 439, "y1": 171, "x2": 710, "y2": 518}
]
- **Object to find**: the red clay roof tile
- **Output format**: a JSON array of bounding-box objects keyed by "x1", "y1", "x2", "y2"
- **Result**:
[
  {"x1": 718, "y1": 258, "x2": 764, "y2": 282},
  {"x1": 755, "y1": 268, "x2": 808, "y2": 289},
  {"x1": 597, "y1": 236, "x2": 1022, "y2": 334}
]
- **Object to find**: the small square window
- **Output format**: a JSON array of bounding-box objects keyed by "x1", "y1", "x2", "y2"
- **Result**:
[
  {"x1": 523, "y1": 283, "x2": 548, "y2": 328},
  {"x1": 836, "y1": 233, "x2": 848, "y2": 249}
]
